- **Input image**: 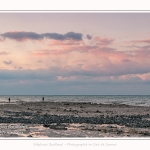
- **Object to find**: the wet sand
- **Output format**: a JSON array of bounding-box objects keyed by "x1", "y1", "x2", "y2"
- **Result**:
[{"x1": 0, "y1": 101, "x2": 150, "y2": 137}]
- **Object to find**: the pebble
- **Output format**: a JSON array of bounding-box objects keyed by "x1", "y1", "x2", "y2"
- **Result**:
[{"x1": 0, "y1": 111, "x2": 150, "y2": 128}]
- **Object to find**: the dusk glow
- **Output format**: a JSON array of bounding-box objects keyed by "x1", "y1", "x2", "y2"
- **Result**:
[{"x1": 0, "y1": 13, "x2": 150, "y2": 95}]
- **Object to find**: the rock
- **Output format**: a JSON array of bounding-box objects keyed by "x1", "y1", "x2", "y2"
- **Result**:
[
  {"x1": 43, "y1": 124, "x2": 50, "y2": 127},
  {"x1": 143, "y1": 132, "x2": 150, "y2": 136},
  {"x1": 44, "y1": 113, "x2": 47, "y2": 116},
  {"x1": 37, "y1": 111, "x2": 41, "y2": 113},
  {"x1": 49, "y1": 124, "x2": 67, "y2": 130},
  {"x1": 95, "y1": 110, "x2": 100, "y2": 113},
  {"x1": 80, "y1": 106, "x2": 85, "y2": 108},
  {"x1": 64, "y1": 103, "x2": 69, "y2": 105}
]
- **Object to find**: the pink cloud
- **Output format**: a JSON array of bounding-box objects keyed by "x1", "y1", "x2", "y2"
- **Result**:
[
  {"x1": 122, "y1": 59, "x2": 132, "y2": 62},
  {"x1": 92, "y1": 36, "x2": 114, "y2": 46},
  {"x1": 133, "y1": 39, "x2": 150, "y2": 44},
  {"x1": 30, "y1": 35, "x2": 115, "y2": 57},
  {"x1": 29, "y1": 34, "x2": 150, "y2": 79},
  {"x1": 0, "y1": 51, "x2": 10, "y2": 55},
  {"x1": 31, "y1": 39, "x2": 93, "y2": 56},
  {"x1": 31, "y1": 49, "x2": 51, "y2": 56},
  {"x1": 49, "y1": 39, "x2": 82, "y2": 46}
]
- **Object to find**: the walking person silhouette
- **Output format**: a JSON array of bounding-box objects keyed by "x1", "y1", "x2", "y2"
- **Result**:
[
  {"x1": 42, "y1": 97, "x2": 44, "y2": 102},
  {"x1": 8, "y1": 98, "x2": 10, "y2": 103}
]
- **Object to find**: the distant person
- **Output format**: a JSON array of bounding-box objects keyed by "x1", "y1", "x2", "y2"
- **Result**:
[
  {"x1": 42, "y1": 97, "x2": 44, "y2": 102},
  {"x1": 8, "y1": 98, "x2": 10, "y2": 103}
]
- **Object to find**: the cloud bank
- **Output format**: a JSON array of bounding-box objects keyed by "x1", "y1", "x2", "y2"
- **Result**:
[{"x1": 1, "y1": 31, "x2": 83, "y2": 41}]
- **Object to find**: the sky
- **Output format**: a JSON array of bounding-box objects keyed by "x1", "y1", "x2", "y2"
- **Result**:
[{"x1": 0, "y1": 13, "x2": 150, "y2": 95}]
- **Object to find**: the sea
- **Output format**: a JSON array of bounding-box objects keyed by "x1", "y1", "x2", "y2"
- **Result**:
[{"x1": 0, "y1": 95, "x2": 150, "y2": 107}]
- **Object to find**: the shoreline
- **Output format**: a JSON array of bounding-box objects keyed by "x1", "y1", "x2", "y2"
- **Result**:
[{"x1": 0, "y1": 102, "x2": 150, "y2": 137}]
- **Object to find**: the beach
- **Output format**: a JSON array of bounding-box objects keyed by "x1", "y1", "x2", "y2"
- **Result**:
[{"x1": 0, "y1": 101, "x2": 150, "y2": 137}]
